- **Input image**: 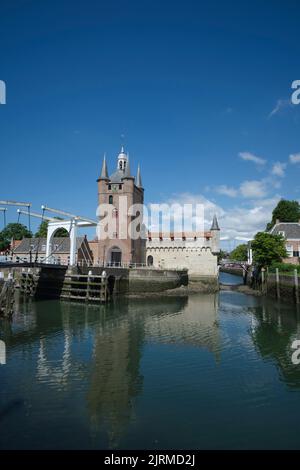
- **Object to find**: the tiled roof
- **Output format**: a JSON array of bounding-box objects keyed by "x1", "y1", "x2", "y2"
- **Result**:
[
  {"x1": 13, "y1": 237, "x2": 85, "y2": 254},
  {"x1": 270, "y1": 223, "x2": 300, "y2": 239},
  {"x1": 109, "y1": 169, "x2": 125, "y2": 183}
]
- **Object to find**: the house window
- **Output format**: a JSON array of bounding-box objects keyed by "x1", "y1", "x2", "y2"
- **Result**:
[
  {"x1": 109, "y1": 195, "x2": 113, "y2": 204},
  {"x1": 293, "y1": 251, "x2": 299, "y2": 257},
  {"x1": 286, "y1": 244, "x2": 293, "y2": 257},
  {"x1": 108, "y1": 184, "x2": 111, "y2": 190},
  {"x1": 42, "y1": 245, "x2": 46, "y2": 251},
  {"x1": 119, "y1": 184, "x2": 122, "y2": 190}
]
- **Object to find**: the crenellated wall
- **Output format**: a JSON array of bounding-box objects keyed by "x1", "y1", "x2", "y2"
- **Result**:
[{"x1": 146, "y1": 243, "x2": 218, "y2": 280}]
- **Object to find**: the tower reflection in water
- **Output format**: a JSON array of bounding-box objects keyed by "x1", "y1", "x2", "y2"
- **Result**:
[
  {"x1": 28, "y1": 294, "x2": 220, "y2": 447},
  {"x1": 3, "y1": 291, "x2": 300, "y2": 449}
]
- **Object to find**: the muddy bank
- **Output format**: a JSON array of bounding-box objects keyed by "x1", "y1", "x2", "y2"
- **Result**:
[
  {"x1": 220, "y1": 283, "x2": 263, "y2": 296},
  {"x1": 125, "y1": 281, "x2": 219, "y2": 298}
]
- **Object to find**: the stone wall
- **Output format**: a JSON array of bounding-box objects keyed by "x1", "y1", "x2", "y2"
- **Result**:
[
  {"x1": 128, "y1": 268, "x2": 188, "y2": 292},
  {"x1": 146, "y1": 244, "x2": 218, "y2": 281}
]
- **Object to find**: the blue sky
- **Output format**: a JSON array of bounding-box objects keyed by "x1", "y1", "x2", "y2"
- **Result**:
[{"x1": 0, "y1": 0, "x2": 300, "y2": 248}]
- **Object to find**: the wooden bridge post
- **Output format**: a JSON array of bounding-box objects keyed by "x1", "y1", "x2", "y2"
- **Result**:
[
  {"x1": 86, "y1": 270, "x2": 92, "y2": 302},
  {"x1": 276, "y1": 268, "x2": 280, "y2": 300},
  {"x1": 294, "y1": 269, "x2": 299, "y2": 304},
  {"x1": 261, "y1": 268, "x2": 265, "y2": 293},
  {"x1": 100, "y1": 270, "x2": 108, "y2": 303}
]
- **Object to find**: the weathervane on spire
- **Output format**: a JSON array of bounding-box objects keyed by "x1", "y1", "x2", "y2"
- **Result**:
[{"x1": 120, "y1": 133, "x2": 125, "y2": 152}]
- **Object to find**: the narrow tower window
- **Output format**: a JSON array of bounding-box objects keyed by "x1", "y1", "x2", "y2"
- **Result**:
[{"x1": 109, "y1": 195, "x2": 113, "y2": 204}]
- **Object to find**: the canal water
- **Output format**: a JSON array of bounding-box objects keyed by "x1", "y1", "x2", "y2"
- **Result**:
[{"x1": 1, "y1": 272, "x2": 300, "y2": 449}]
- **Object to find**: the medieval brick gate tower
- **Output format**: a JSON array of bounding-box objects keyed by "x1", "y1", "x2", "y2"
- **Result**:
[{"x1": 97, "y1": 147, "x2": 146, "y2": 266}]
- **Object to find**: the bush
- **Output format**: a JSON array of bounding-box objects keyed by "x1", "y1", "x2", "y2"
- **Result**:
[{"x1": 269, "y1": 262, "x2": 300, "y2": 273}]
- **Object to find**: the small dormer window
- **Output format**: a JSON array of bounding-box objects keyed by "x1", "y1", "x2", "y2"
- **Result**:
[{"x1": 279, "y1": 231, "x2": 285, "y2": 237}]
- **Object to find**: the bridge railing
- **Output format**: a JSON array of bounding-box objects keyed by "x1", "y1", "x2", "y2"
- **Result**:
[{"x1": 3, "y1": 257, "x2": 163, "y2": 270}]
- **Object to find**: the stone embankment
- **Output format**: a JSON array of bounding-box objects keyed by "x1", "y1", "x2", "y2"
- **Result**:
[{"x1": 0, "y1": 274, "x2": 15, "y2": 318}]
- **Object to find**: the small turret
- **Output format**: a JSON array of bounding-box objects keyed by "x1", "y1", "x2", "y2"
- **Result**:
[
  {"x1": 210, "y1": 214, "x2": 220, "y2": 254},
  {"x1": 210, "y1": 214, "x2": 220, "y2": 231},
  {"x1": 136, "y1": 164, "x2": 143, "y2": 188},
  {"x1": 99, "y1": 154, "x2": 109, "y2": 180},
  {"x1": 117, "y1": 146, "x2": 128, "y2": 171}
]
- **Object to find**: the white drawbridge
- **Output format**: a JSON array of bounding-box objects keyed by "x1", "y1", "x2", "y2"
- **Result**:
[{"x1": 41, "y1": 206, "x2": 97, "y2": 266}]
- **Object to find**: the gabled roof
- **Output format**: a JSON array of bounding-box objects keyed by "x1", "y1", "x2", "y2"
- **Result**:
[
  {"x1": 270, "y1": 222, "x2": 300, "y2": 239},
  {"x1": 14, "y1": 237, "x2": 86, "y2": 254}
]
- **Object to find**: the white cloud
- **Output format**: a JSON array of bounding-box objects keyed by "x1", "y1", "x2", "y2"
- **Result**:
[
  {"x1": 239, "y1": 180, "x2": 267, "y2": 198},
  {"x1": 289, "y1": 153, "x2": 300, "y2": 164},
  {"x1": 149, "y1": 192, "x2": 281, "y2": 244},
  {"x1": 268, "y1": 98, "x2": 292, "y2": 119},
  {"x1": 215, "y1": 185, "x2": 238, "y2": 197},
  {"x1": 271, "y1": 162, "x2": 286, "y2": 177},
  {"x1": 239, "y1": 151, "x2": 266, "y2": 166}
]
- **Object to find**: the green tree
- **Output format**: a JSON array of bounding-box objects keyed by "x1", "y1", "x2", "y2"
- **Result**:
[
  {"x1": 0, "y1": 223, "x2": 32, "y2": 241},
  {"x1": 0, "y1": 233, "x2": 10, "y2": 252},
  {"x1": 217, "y1": 249, "x2": 228, "y2": 263},
  {"x1": 229, "y1": 244, "x2": 248, "y2": 261},
  {"x1": 266, "y1": 199, "x2": 300, "y2": 230},
  {"x1": 251, "y1": 232, "x2": 287, "y2": 267},
  {"x1": 35, "y1": 220, "x2": 48, "y2": 237},
  {"x1": 0, "y1": 223, "x2": 32, "y2": 253}
]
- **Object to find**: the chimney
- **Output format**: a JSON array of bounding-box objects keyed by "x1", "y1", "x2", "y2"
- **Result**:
[{"x1": 276, "y1": 219, "x2": 280, "y2": 224}]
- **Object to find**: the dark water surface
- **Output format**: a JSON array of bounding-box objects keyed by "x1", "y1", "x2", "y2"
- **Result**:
[{"x1": 1, "y1": 272, "x2": 300, "y2": 449}]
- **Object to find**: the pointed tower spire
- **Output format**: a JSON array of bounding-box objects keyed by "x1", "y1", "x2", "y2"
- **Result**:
[
  {"x1": 99, "y1": 153, "x2": 109, "y2": 179},
  {"x1": 210, "y1": 214, "x2": 220, "y2": 231},
  {"x1": 136, "y1": 164, "x2": 143, "y2": 188}
]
